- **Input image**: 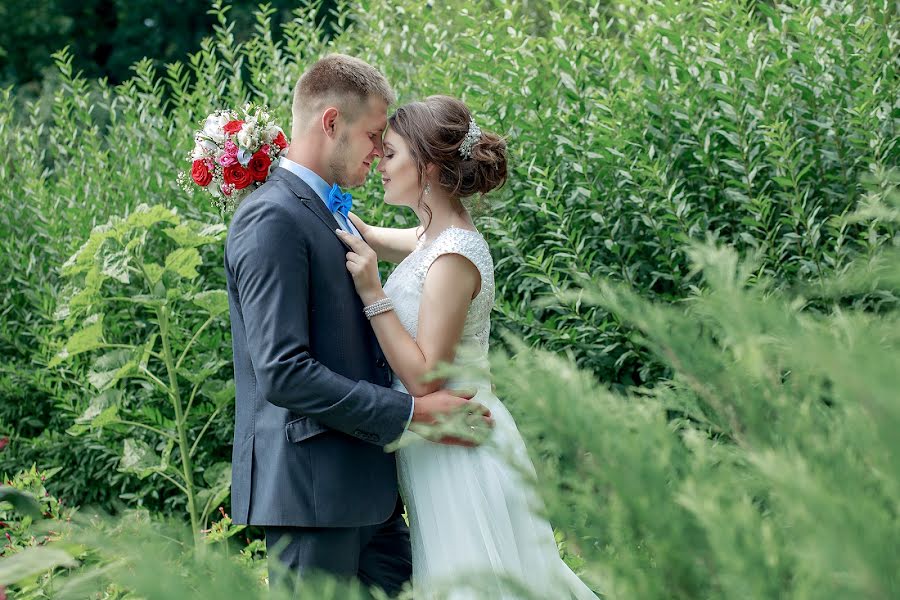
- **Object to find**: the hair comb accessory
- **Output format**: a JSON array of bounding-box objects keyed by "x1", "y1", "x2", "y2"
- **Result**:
[{"x1": 459, "y1": 119, "x2": 482, "y2": 159}]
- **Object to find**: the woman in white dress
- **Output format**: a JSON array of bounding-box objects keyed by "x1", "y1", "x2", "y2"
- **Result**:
[{"x1": 336, "y1": 95, "x2": 598, "y2": 599}]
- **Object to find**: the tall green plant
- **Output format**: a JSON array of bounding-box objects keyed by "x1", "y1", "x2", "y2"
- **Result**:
[{"x1": 46, "y1": 204, "x2": 233, "y2": 543}]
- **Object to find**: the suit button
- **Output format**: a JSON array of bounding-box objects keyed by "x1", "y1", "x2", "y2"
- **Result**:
[{"x1": 376, "y1": 359, "x2": 387, "y2": 368}]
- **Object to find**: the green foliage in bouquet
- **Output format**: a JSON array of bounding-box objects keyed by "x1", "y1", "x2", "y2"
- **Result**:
[{"x1": 46, "y1": 204, "x2": 233, "y2": 543}]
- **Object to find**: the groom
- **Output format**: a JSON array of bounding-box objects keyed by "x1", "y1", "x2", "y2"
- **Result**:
[{"x1": 225, "y1": 54, "x2": 486, "y2": 595}]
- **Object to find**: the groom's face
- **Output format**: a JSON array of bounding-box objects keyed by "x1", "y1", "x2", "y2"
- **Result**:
[{"x1": 330, "y1": 96, "x2": 388, "y2": 188}]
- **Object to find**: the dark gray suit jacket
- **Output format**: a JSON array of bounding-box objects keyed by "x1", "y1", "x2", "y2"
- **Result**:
[{"x1": 225, "y1": 167, "x2": 413, "y2": 528}]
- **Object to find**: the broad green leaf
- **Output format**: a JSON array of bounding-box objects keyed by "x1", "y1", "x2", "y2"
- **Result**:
[
  {"x1": 69, "y1": 390, "x2": 122, "y2": 436},
  {"x1": 101, "y1": 250, "x2": 130, "y2": 284},
  {"x1": 144, "y1": 262, "x2": 165, "y2": 286},
  {"x1": 57, "y1": 269, "x2": 107, "y2": 323},
  {"x1": 164, "y1": 222, "x2": 227, "y2": 247},
  {"x1": 198, "y1": 484, "x2": 233, "y2": 520},
  {"x1": 164, "y1": 247, "x2": 202, "y2": 280},
  {"x1": 88, "y1": 350, "x2": 137, "y2": 390},
  {"x1": 124, "y1": 230, "x2": 148, "y2": 253},
  {"x1": 49, "y1": 314, "x2": 105, "y2": 367},
  {"x1": 191, "y1": 289, "x2": 229, "y2": 315},
  {"x1": 54, "y1": 280, "x2": 98, "y2": 322},
  {"x1": 124, "y1": 203, "x2": 179, "y2": 231},
  {"x1": 202, "y1": 461, "x2": 232, "y2": 488},
  {"x1": 0, "y1": 487, "x2": 43, "y2": 519},
  {"x1": 0, "y1": 547, "x2": 78, "y2": 586},
  {"x1": 182, "y1": 359, "x2": 230, "y2": 385},
  {"x1": 60, "y1": 225, "x2": 116, "y2": 276},
  {"x1": 118, "y1": 436, "x2": 174, "y2": 481},
  {"x1": 119, "y1": 438, "x2": 160, "y2": 479},
  {"x1": 201, "y1": 378, "x2": 236, "y2": 408},
  {"x1": 197, "y1": 462, "x2": 232, "y2": 519}
]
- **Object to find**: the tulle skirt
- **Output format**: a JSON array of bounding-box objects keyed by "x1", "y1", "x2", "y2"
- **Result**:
[{"x1": 395, "y1": 383, "x2": 598, "y2": 599}]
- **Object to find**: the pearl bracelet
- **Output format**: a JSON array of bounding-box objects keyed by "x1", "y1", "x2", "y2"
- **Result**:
[{"x1": 364, "y1": 297, "x2": 394, "y2": 319}]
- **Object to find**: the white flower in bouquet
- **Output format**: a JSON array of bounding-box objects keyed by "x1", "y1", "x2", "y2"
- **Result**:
[
  {"x1": 261, "y1": 125, "x2": 282, "y2": 144},
  {"x1": 202, "y1": 112, "x2": 229, "y2": 143},
  {"x1": 237, "y1": 122, "x2": 259, "y2": 151},
  {"x1": 191, "y1": 138, "x2": 218, "y2": 160}
]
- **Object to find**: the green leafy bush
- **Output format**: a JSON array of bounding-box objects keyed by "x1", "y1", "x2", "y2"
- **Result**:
[
  {"x1": 47, "y1": 204, "x2": 233, "y2": 539},
  {"x1": 6, "y1": 189, "x2": 899, "y2": 599},
  {"x1": 0, "y1": 1, "x2": 896, "y2": 585},
  {"x1": 490, "y1": 184, "x2": 900, "y2": 599},
  {"x1": 343, "y1": 0, "x2": 899, "y2": 384}
]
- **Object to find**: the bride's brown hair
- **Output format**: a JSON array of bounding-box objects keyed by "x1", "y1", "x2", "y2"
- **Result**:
[{"x1": 387, "y1": 96, "x2": 507, "y2": 229}]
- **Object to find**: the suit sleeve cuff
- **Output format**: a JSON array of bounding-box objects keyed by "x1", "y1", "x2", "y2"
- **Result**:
[{"x1": 404, "y1": 395, "x2": 415, "y2": 431}]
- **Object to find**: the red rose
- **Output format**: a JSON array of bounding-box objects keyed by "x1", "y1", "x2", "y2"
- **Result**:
[
  {"x1": 223, "y1": 120, "x2": 244, "y2": 135},
  {"x1": 223, "y1": 164, "x2": 254, "y2": 190},
  {"x1": 248, "y1": 150, "x2": 272, "y2": 182},
  {"x1": 273, "y1": 131, "x2": 289, "y2": 150},
  {"x1": 190, "y1": 159, "x2": 212, "y2": 187}
]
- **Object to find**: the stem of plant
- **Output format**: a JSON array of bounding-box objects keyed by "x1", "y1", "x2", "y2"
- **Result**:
[
  {"x1": 176, "y1": 314, "x2": 216, "y2": 371},
  {"x1": 158, "y1": 304, "x2": 200, "y2": 549}
]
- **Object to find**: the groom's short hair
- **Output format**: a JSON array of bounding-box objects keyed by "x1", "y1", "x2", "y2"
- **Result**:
[{"x1": 292, "y1": 54, "x2": 395, "y2": 129}]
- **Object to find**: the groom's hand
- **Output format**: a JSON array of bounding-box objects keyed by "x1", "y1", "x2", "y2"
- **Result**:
[{"x1": 412, "y1": 389, "x2": 494, "y2": 447}]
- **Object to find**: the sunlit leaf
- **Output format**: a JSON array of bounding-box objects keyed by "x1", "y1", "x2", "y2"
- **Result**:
[
  {"x1": 191, "y1": 290, "x2": 229, "y2": 316},
  {"x1": 164, "y1": 247, "x2": 202, "y2": 280},
  {"x1": 49, "y1": 314, "x2": 105, "y2": 367},
  {"x1": 164, "y1": 222, "x2": 227, "y2": 247}
]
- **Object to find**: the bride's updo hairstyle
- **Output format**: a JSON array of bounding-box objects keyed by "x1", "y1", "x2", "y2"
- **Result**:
[{"x1": 388, "y1": 95, "x2": 508, "y2": 200}]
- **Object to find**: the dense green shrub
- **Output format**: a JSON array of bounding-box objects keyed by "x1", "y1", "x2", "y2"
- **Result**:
[
  {"x1": 0, "y1": 1, "x2": 336, "y2": 511},
  {"x1": 0, "y1": 0, "x2": 896, "y2": 577},
  {"x1": 490, "y1": 185, "x2": 899, "y2": 599},
  {"x1": 4, "y1": 182, "x2": 898, "y2": 600},
  {"x1": 46, "y1": 204, "x2": 233, "y2": 538},
  {"x1": 343, "y1": 0, "x2": 899, "y2": 384}
]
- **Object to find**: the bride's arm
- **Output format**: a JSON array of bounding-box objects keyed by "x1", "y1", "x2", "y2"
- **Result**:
[
  {"x1": 337, "y1": 230, "x2": 480, "y2": 396},
  {"x1": 368, "y1": 254, "x2": 480, "y2": 396},
  {"x1": 348, "y1": 211, "x2": 421, "y2": 264}
]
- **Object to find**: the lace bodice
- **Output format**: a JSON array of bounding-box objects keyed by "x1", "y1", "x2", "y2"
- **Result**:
[{"x1": 382, "y1": 227, "x2": 495, "y2": 382}]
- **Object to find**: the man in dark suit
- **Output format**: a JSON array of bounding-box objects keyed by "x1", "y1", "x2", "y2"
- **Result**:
[{"x1": 225, "y1": 54, "x2": 488, "y2": 596}]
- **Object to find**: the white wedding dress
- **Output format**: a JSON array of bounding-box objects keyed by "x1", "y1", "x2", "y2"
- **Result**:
[{"x1": 383, "y1": 227, "x2": 598, "y2": 599}]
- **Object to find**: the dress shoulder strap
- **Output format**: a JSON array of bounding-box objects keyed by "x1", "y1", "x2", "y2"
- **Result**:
[{"x1": 412, "y1": 227, "x2": 493, "y2": 289}]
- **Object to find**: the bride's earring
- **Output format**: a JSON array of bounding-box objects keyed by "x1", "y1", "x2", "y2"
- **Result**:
[{"x1": 423, "y1": 182, "x2": 431, "y2": 198}]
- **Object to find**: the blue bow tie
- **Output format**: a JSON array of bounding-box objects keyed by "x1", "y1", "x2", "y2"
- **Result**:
[{"x1": 326, "y1": 184, "x2": 352, "y2": 218}]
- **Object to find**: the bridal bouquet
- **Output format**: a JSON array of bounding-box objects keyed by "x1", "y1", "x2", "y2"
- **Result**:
[{"x1": 180, "y1": 103, "x2": 289, "y2": 213}]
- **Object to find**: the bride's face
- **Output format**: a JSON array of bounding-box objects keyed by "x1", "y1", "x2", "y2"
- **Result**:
[{"x1": 378, "y1": 128, "x2": 422, "y2": 207}]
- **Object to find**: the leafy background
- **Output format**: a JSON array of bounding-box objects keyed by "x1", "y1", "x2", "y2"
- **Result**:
[{"x1": 0, "y1": 0, "x2": 898, "y2": 598}]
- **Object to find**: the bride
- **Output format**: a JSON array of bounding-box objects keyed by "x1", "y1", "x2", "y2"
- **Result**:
[{"x1": 335, "y1": 95, "x2": 598, "y2": 599}]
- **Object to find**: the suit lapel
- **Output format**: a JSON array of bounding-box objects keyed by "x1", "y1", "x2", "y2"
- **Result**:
[
  {"x1": 268, "y1": 169, "x2": 385, "y2": 361},
  {"x1": 269, "y1": 167, "x2": 344, "y2": 241}
]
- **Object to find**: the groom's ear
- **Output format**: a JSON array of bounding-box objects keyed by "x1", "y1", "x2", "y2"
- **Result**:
[{"x1": 321, "y1": 107, "x2": 339, "y2": 138}]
